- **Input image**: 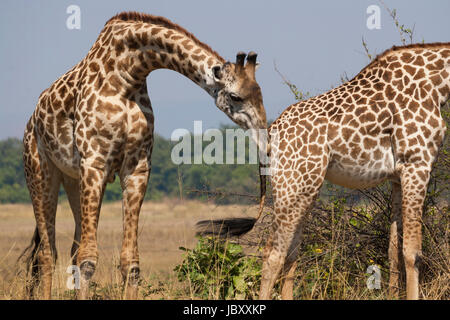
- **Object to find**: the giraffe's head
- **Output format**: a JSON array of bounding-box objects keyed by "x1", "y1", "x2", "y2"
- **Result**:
[{"x1": 212, "y1": 52, "x2": 267, "y2": 131}]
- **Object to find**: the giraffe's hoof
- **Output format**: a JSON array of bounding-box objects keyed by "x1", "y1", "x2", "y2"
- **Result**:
[
  {"x1": 128, "y1": 266, "x2": 140, "y2": 285},
  {"x1": 80, "y1": 260, "x2": 96, "y2": 281}
]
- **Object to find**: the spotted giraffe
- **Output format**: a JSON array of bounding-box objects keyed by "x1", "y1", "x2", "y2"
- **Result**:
[
  {"x1": 203, "y1": 42, "x2": 449, "y2": 300},
  {"x1": 22, "y1": 11, "x2": 266, "y2": 299}
]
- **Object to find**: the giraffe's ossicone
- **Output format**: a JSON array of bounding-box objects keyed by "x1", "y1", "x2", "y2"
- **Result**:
[
  {"x1": 199, "y1": 42, "x2": 450, "y2": 300},
  {"x1": 22, "y1": 11, "x2": 267, "y2": 300}
]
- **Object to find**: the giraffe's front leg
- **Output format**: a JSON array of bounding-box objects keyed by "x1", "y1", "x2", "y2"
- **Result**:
[
  {"x1": 400, "y1": 164, "x2": 430, "y2": 300},
  {"x1": 280, "y1": 219, "x2": 306, "y2": 300},
  {"x1": 260, "y1": 191, "x2": 317, "y2": 300},
  {"x1": 119, "y1": 158, "x2": 151, "y2": 300},
  {"x1": 259, "y1": 201, "x2": 310, "y2": 300},
  {"x1": 388, "y1": 181, "x2": 404, "y2": 299},
  {"x1": 76, "y1": 159, "x2": 108, "y2": 300}
]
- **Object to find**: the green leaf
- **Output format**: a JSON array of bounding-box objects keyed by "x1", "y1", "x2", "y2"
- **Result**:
[{"x1": 233, "y1": 275, "x2": 247, "y2": 293}]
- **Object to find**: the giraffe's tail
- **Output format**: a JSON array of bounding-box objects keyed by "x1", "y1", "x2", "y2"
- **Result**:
[
  {"x1": 196, "y1": 162, "x2": 267, "y2": 238},
  {"x1": 196, "y1": 217, "x2": 258, "y2": 238},
  {"x1": 17, "y1": 227, "x2": 41, "y2": 297}
]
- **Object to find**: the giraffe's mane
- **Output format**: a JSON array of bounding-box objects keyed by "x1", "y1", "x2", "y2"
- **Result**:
[
  {"x1": 106, "y1": 11, "x2": 225, "y2": 63},
  {"x1": 355, "y1": 42, "x2": 450, "y2": 78}
]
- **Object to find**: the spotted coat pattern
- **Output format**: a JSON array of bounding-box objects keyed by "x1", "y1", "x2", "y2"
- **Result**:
[
  {"x1": 22, "y1": 12, "x2": 266, "y2": 299},
  {"x1": 261, "y1": 43, "x2": 449, "y2": 300}
]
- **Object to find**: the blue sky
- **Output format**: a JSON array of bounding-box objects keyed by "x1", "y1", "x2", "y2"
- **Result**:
[{"x1": 0, "y1": 0, "x2": 449, "y2": 139}]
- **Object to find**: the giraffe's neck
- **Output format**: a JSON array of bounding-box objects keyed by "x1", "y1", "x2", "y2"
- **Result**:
[{"x1": 89, "y1": 18, "x2": 225, "y2": 97}]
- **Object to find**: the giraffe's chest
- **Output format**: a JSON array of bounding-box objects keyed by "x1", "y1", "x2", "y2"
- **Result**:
[{"x1": 325, "y1": 144, "x2": 396, "y2": 189}]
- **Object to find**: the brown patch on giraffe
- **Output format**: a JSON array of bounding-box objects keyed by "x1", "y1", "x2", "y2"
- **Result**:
[
  {"x1": 152, "y1": 61, "x2": 162, "y2": 69},
  {"x1": 64, "y1": 93, "x2": 74, "y2": 109},
  {"x1": 165, "y1": 42, "x2": 174, "y2": 54},
  {"x1": 405, "y1": 122, "x2": 418, "y2": 135},
  {"x1": 438, "y1": 86, "x2": 448, "y2": 98},
  {"x1": 401, "y1": 52, "x2": 414, "y2": 63},
  {"x1": 308, "y1": 144, "x2": 321, "y2": 156},
  {"x1": 176, "y1": 47, "x2": 187, "y2": 61},
  {"x1": 404, "y1": 83, "x2": 416, "y2": 96},
  {"x1": 429, "y1": 74, "x2": 442, "y2": 86},
  {"x1": 127, "y1": 37, "x2": 140, "y2": 51},
  {"x1": 385, "y1": 85, "x2": 396, "y2": 100},
  {"x1": 382, "y1": 70, "x2": 392, "y2": 82},
  {"x1": 153, "y1": 37, "x2": 164, "y2": 50},
  {"x1": 181, "y1": 39, "x2": 193, "y2": 50},
  {"x1": 191, "y1": 53, "x2": 206, "y2": 62},
  {"x1": 413, "y1": 56, "x2": 425, "y2": 66},
  {"x1": 86, "y1": 168, "x2": 99, "y2": 187},
  {"x1": 373, "y1": 82, "x2": 385, "y2": 91},
  {"x1": 99, "y1": 82, "x2": 119, "y2": 97},
  {"x1": 137, "y1": 32, "x2": 149, "y2": 46},
  {"x1": 404, "y1": 65, "x2": 417, "y2": 77},
  {"x1": 428, "y1": 116, "x2": 440, "y2": 128},
  {"x1": 151, "y1": 27, "x2": 162, "y2": 35},
  {"x1": 426, "y1": 59, "x2": 444, "y2": 71},
  {"x1": 392, "y1": 79, "x2": 404, "y2": 91},
  {"x1": 342, "y1": 114, "x2": 353, "y2": 125},
  {"x1": 89, "y1": 62, "x2": 100, "y2": 73},
  {"x1": 441, "y1": 69, "x2": 449, "y2": 79},
  {"x1": 413, "y1": 68, "x2": 426, "y2": 80},
  {"x1": 390, "y1": 61, "x2": 402, "y2": 69},
  {"x1": 363, "y1": 137, "x2": 377, "y2": 149},
  {"x1": 171, "y1": 35, "x2": 183, "y2": 41},
  {"x1": 309, "y1": 128, "x2": 319, "y2": 142},
  {"x1": 342, "y1": 127, "x2": 354, "y2": 141},
  {"x1": 94, "y1": 75, "x2": 104, "y2": 91},
  {"x1": 96, "y1": 100, "x2": 122, "y2": 117},
  {"x1": 350, "y1": 144, "x2": 361, "y2": 159},
  {"x1": 373, "y1": 148, "x2": 383, "y2": 160},
  {"x1": 159, "y1": 53, "x2": 168, "y2": 63},
  {"x1": 327, "y1": 123, "x2": 339, "y2": 140}
]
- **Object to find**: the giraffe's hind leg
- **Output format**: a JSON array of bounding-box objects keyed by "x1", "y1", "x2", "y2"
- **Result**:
[
  {"x1": 118, "y1": 150, "x2": 151, "y2": 300},
  {"x1": 62, "y1": 174, "x2": 81, "y2": 266},
  {"x1": 23, "y1": 129, "x2": 62, "y2": 299}
]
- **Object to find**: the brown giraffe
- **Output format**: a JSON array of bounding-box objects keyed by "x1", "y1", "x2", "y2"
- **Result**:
[
  {"x1": 201, "y1": 42, "x2": 449, "y2": 300},
  {"x1": 22, "y1": 11, "x2": 267, "y2": 299}
]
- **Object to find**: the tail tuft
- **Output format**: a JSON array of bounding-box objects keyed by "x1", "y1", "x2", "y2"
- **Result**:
[
  {"x1": 17, "y1": 227, "x2": 41, "y2": 298},
  {"x1": 196, "y1": 218, "x2": 257, "y2": 237}
]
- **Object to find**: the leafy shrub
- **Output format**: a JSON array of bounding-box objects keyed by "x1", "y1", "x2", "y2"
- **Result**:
[{"x1": 174, "y1": 236, "x2": 261, "y2": 299}]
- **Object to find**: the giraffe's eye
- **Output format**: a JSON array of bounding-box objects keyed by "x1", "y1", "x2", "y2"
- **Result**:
[{"x1": 229, "y1": 93, "x2": 243, "y2": 102}]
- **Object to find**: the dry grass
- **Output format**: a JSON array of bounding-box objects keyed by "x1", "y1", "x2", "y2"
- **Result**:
[
  {"x1": 0, "y1": 199, "x2": 258, "y2": 300},
  {"x1": 1, "y1": 197, "x2": 447, "y2": 300}
]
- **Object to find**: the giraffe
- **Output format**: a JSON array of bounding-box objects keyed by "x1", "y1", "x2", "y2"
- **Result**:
[
  {"x1": 200, "y1": 42, "x2": 450, "y2": 300},
  {"x1": 22, "y1": 11, "x2": 267, "y2": 300}
]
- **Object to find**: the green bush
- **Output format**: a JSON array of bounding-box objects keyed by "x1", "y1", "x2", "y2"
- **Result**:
[{"x1": 174, "y1": 236, "x2": 261, "y2": 299}]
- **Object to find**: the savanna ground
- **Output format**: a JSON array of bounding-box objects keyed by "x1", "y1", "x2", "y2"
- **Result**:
[
  {"x1": 0, "y1": 199, "x2": 260, "y2": 300},
  {"x1": 0, "y1": 193, "x2": 448, "y2": 300}
]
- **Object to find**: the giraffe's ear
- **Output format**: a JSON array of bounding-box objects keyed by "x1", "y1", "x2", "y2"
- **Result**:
[
  {"x1": 255, "y1": 62, "x2": 260, "y2": 71},
  {"x1": 212, "y1": 65, "x2": 222, "y2": 82}
]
